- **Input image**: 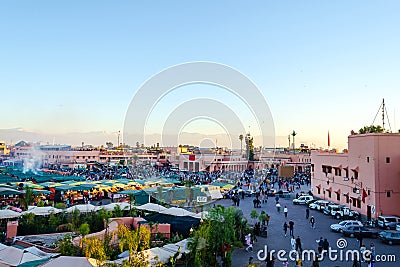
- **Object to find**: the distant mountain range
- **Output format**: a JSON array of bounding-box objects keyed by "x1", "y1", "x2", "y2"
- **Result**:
[{"x1": 0, "y1": 128, "x2": 308, "y2": 149}]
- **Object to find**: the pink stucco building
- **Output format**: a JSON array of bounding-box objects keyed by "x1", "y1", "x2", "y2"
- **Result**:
[{"x1": 311, "y1": 133, "x2": 400, "y2": 219}]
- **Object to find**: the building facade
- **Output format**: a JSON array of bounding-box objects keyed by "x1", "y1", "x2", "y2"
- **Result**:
[{"x1": 311, "y1": 133, "x2": 400, "y2": 219}]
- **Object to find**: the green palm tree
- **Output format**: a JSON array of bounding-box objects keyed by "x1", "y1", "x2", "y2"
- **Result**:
[
  {"x1": 21, "y1": 187, "x2": 34, "y2": 210},
  {"x1": 291, "y1": 131, "x2": 297, "y2": 153}
]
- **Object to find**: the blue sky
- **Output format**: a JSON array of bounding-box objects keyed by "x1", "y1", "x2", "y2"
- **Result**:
[{"x1": 1, "y1": 1, "x2": 399, "y2": 149}]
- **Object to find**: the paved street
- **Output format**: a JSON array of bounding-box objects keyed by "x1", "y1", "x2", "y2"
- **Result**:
[{"x1": 215, "y1": 186, "x2": 400, "y2": 267}]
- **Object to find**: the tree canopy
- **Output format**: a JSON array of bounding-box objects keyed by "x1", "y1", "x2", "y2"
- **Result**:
[
  {"x1": 358, "y1": 125, "x2": 384, "y2": 134},
  {"x1": 188, "y1": 205, "x2": 247, "y2": 267}
]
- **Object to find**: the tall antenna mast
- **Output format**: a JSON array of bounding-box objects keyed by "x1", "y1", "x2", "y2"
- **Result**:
[{"x1": 382, "y1": 98, "x2": 385, "y2": 131}]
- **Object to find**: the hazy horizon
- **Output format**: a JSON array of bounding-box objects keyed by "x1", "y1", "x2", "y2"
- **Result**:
[
  {"x1": 2, "y1": 2, "x2": 399, "y2": 151},
  {"x1": 0, "y1": 127, "x2": 343, "y2": 150}
]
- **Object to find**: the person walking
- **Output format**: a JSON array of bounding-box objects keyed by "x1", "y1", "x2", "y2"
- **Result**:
[
  {"x1": 311, "y1": 255, "x2": 320, "y2": 267},
  {"x1": 370, "y1": 242, "x2": 376, "y2": 264},
  {"x1": 323, "y1": 238, "x2": 329, "y2": 252},
  {"x1": 306, "y1": 207, "x2": 310, "y2": 219},
  {"x1": 289, "y1": 219, "x2": 294, "y2": 237},
  {"x1": 266, "y1": 214, "x2": 270, "y2": 226},
  {"x1": 283, "y1": 222, "x2": 288, "y2": 237},
  {"x1": 310, "y1": 216, "x2": 316, "y2": 229},
  {"x1": 245, "y1": 234, "x2": 253, "y2": 252},
  {"x1": 317, "y1": 237, "x2": 324, "y2": 254},
  {"x1": 295, "y1": 236, "x2": 302, "y2": 253},
  {"x1": 276, "y1": 202, "x2": 281, "y2": 212},
  {"x1": 352, "y1": 258, "x2": 361, "y2": 267},
  {"x1": 290, "y1": 236, "x2": 296, "y2": 251},
  {"x1": 283, "y1": 206, "x2": 288, "y2": 218}
]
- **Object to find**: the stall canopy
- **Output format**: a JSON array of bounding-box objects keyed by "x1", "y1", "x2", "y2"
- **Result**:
[
  {"x1": 23, "y1": 206, "x2": 62, "y2": 216},
  {"x1": 0, "y1": 187, "x2": 23, "y2": 195},
  {"x1": 65, "y1": 204, "x2": 98, "y2": 213},
  {"x1": 100, "y1": 202, "x2": 131, "y2": 212},
  {"x1": 0, "y1": 243, "x2": 43, "y2": 266},
  {"x1": 135, "y1": 203, "x2": 167, "y2": 213},
  {"x1": 160, "y1": 207, "x2": 196, "y2": 217},
  {"x1": 38, "y1": 256, "x2": 97, "y2": 267},
  {"x1": 0, "y1": 209, "x2": 22, "y2": 220}
]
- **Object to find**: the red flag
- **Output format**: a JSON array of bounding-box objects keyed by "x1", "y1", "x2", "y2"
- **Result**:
[
  {"x1": 362, "y1": 189, "x2": 368, "y2": 203},
  {"x1": 328, "y1": 131, "x2": 331, "y2": 147}
]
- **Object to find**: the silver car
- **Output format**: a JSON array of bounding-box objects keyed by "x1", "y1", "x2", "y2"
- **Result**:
[
  {"x1": 330, "y1": 220, "x2": 363, "y2": 233},
  {"x1": 309, "y1": 200, "x2": 330, "y2": 211}
]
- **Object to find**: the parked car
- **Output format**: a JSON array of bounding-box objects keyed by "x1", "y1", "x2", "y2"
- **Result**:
[
  {"x1": 323, "y1": 204, "x2": 359, "y2": 219},
  {"x1": 276, "y1": 190, "x2": 291, "y2": 199},
  {"x1": 379, "y1": 230, "x2": 400, "y2": 245},
  {"x1": 307, "y1": 199, "x2": 317, "y2": 205},
  {"x1": 396, "y1": 223, "x2": 400, "y2": 232},
  {"x1": 330, "y1": 220, "x2": 363, "y2": 233},
  {"x1": 377, "y1": 216, "x2": 400, "y2": 230},
  {"x1": 309, "y1": 200, "x2": 330, "y2": 211},
  {"x1": 323, "y1": 204, "x2": 340, "y2": 216},
  {"x1": 293, "y1": 195, "x2": 314, "y2": 205},
  {"x1": 342, "y1": 226, "x2": 379, "y2": 238}
]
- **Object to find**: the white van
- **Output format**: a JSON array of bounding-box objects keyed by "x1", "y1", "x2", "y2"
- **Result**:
[
  {"x1": 293, "y1": 195, "x2": 313, "y2": 205},
  {"x1": 377, "y1": 216, "x2": 400, "y2": 229}
]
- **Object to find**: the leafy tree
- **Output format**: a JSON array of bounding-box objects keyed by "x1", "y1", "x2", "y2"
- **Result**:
[
  {"x1": 169, "y1": 247, "x2": 181, "y2": 267},
  {"x1": 20, "y1": 186, "x2": 35, "y2": 210},
  {"x1": 113, "y1": 205, "x2": 123, "y2": 218},
  {"x1": 82, "y1": 237, "x2": 108, "y2": 265},
  {"x1": 117, "y1": 225, "x2": 150, "y2": 266},
  {"x1": 358, "y1": 125, "x2": 384, "y2": 134},
  {"x1": 95, "y1": 208, "x2": 112, "y2": 232},
  {"x1": 48, "y1": 213, "x2": 60, "y2": 231},
  {"x1": 79, "y1": 223, "x2": 90, "y2": 238},
  {"x1": 291, "y1": 130, "x2": 297, "y2": 151},
  {"x1": 188, "y1": 205, "x2": 240, "y2": 267},
  {"x1": 250, "y1": 210, "x2": 259, "y2": 224},
  {"x1": 259, "y1": 211, "x2": 267, "y2": 226},
  {"x1": 127, "y1": 193, "x2": 136, "y2": 217},
  {"x1": 58, "y1": 234, "x2": 79, "y2": 256},
  {"x1": 231, "y1": 208, "x2": 247, "y2": 242},
  {"x1": 55, "y1": 202, "x2": 66, "y2": 209},
  {"x1": 70, "y1": 209, "x2": 81, "y2": 231}
]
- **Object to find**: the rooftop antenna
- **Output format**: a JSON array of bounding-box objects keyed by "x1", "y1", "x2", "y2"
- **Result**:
[
  {"x1": 371, "y1": 98, "x2": 392, "y2": 133},
  {"x1": 382, "y1": 98, "x2": 385, "y2": 131}
]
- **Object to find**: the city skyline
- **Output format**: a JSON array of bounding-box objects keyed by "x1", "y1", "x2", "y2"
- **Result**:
[{"x1": 1, "y1": 1, "x2": 400, "y2": 150}]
